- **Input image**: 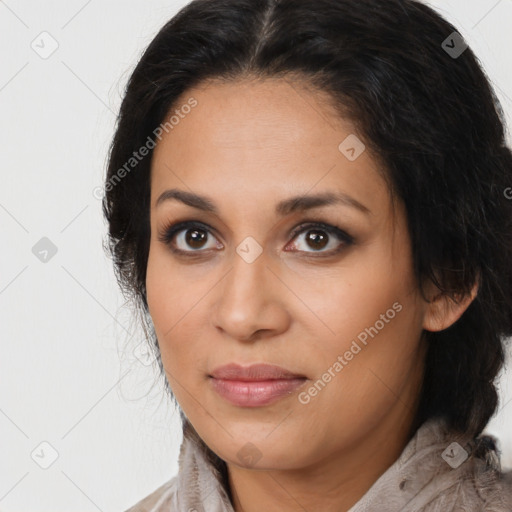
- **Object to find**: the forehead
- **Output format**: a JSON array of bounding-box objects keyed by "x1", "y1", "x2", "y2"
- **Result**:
[
  {"x1": 150, "y1": 77, "x2": 388, "y2": 215},
  {"x1": 153, "y1": 77, "x2": 352, "y2": 164}
]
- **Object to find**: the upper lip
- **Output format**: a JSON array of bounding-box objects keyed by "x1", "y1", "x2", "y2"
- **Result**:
[{"x1": 209, "y1": 363, "x2": 306, "y2": 381}]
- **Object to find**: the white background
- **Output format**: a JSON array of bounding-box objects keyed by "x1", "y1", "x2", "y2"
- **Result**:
[{"x1": 0, "y1": 1, "x2": 511, "y2": 510}]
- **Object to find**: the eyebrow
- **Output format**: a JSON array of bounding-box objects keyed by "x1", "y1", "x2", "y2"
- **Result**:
[{"x1": 155, "y1": 188, "x2": 372, "y2": 216}]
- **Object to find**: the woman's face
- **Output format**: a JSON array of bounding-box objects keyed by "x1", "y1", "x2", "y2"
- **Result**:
[{"x1": 146, "y1": 77, "x2": 430, "y2": 471}]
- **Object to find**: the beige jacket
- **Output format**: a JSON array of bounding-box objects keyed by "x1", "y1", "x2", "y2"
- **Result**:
[{"x1": 125, "y1": 416, "x2": 512, "y2": 511}]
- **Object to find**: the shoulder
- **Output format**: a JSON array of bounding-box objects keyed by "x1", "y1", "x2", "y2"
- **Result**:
[
  {"x1": 123, "y1": 477, "x2": 177, "y2": 512},
  {"x1": 457, "y1": 460, "x2": 512, "y2": 511},
  {"x1": 419, "y1": 432, "x2": 512, "y2": 511},
  {"x1": 352, "y1": 419, "x2": 512, "y2": 512}
]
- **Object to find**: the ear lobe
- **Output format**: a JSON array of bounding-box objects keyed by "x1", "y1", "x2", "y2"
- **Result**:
[{"x1": 422, "y1": 279, "x2": 479, "y2": 332}]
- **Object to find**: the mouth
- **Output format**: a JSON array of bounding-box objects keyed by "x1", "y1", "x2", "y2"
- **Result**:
[{"x1": 208, "y1": 363, "x2": 307, "y2": 407}]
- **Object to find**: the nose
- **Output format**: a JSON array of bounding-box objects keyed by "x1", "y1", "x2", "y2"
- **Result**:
[{"x1": 211, "y1": 248, "x2": 291, "y2": 343}]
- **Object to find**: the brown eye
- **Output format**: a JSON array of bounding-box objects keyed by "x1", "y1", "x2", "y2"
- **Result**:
[
  {"x1": 288, "y1": 222, "x2": 353, "y2": 255},
  {"x1": 158, "y1": 222, "x2": 222, "y2": 253},
  {"x1": 303, "y1": 229, "x2": 329, "y2": 251},
  {"x1": 158, "y1": 220, "x2": 353, "y2": 257},
  {"x1": 184, "y1": 228, "x2": 208, "y2": 249}
]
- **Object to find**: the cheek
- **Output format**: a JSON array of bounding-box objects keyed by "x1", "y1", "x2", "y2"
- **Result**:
[
  {"x1": 287, "y1": 247, "x2": 418, "y2": 348},
  {"x1": 146, "y1": 243, "x2": 196, "y2": 325},
  {"x1": 146, "y1": 246, "x2": 210, "y2": 381},
  {"x1": 146, "y1": 248, "x2": 182, "y2": 358},
  {"x1": 146, "y1": 248, "x2": 172, "y2": 328},
  {"x1": 293, "y1": 285, "x2": 424, "y2": 451},
  {"x1": 289, "y1": 242, "x2": 424, "y2": 402}
]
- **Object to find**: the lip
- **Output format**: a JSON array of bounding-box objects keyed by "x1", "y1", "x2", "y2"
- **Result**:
[
  {"x1": 208, "y1": 363, "x2": 307, "y2": 407},
  {"x1": 209, "y1": 363, "x2": 306, "y2": 381}
]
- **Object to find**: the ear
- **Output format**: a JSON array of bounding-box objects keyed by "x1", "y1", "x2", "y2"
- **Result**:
[{"x1": 422, "y1": 277, "x2": 479, "y2": 332}]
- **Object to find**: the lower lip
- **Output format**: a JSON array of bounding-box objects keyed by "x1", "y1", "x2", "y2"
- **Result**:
[{"x1": 209, "y1": 377, "x2": 307, "y2": 407}]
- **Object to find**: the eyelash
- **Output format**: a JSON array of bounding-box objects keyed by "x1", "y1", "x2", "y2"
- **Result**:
[{"x1": 157, "y1": 219, "x2": 354, "y2": 257}]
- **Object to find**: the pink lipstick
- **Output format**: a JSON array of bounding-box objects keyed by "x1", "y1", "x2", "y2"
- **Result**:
[{"x1": 209, "y1": 363, "x2": 307, "y2": 407}]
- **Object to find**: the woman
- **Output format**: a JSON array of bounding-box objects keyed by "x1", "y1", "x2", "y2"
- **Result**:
[{"x1": 103, "y1": 0, "x2": 512, "y2": 510}]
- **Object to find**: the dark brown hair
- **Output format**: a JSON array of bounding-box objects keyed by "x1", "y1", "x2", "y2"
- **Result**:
[{"x1": 103, "y1": 0, "x2": 512, "y2": 444}]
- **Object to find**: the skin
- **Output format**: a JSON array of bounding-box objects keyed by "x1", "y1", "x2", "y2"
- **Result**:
[{"x1": 146, "y1": 77, "x2": 476, "y2": 512}]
